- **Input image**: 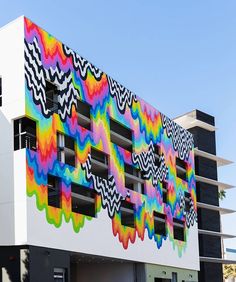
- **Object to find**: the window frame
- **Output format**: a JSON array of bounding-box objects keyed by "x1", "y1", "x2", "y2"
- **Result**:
[
  {"x1": 47, "y1": 174, "x2": 61, "y2": 209},
  {"x1": 77, "y1": 99, "x2": 92, "y2": 131},
  {"x1": 71, "y1": 183, "x2": 96, "y2": 217},
  {"x1": 57, "y1": 132, "x2": 76, "y2": 167}
]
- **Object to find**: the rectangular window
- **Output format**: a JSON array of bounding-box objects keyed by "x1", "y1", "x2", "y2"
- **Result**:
[
  {"x1": 71, "y1": 183, "x2": 96, "y2": 217},
  {"x1": 77, "y1": 99, "x2": 91, "y2": 130},
  {"x1": 176, "y1": 158, "x2": 187, "y2": 181},
  {"x1": 57, "y1": 133, "x2": 76, "y2": 167},
  {"x1": 173, "y1": 218, "x2": 185, "y2": 241},
  {"x1": 0, "y1": 77, "x2": 2, "y2": 107},
  {"x1": 14, "y1": 117, "x2": 37, "y2": 151},
  {"x1": 184, "y1": 192, "x2": 191, "y2": 212},
  {"x1": 124, "y1": 163, "x2": 145, "y2": 193},
  {"x1": 48, "y1": 175, "x2": 61, "y2": 208},
  {"x1": 45, "y1": 81, "x2": 58, "y2": 113},
  {"x1": 91, "y1": 148, "x2": 108, "y2": 179},
  {"x1": 154, "y1": 144, "x2": 161, "y2": 166},
  {"x1": 54, "y1": 268, "x2": 67, "y2": 282},
  {"x1": 120, "y1": 201, "x2": 135, "y2": 228},
  {"x1": 162, "y1": 181, "x2": 168, "y2": 204},
  {"x1": 154, "y1": 211, "x2": 166, "y2": 236},
  {"x1": 110, "y1": 118, "x2": 133, "y2": 152},
  {"x1": 172, "y1": 272, "x2": 178, "y2": 282}
]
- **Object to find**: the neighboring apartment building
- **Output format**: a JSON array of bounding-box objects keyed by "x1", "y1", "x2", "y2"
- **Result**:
[
  {"x1": 0, "y1": 17, "x2": 199, "y2": 281},
  {"x1": 174, "y1": 110, "x2": 235, "y2": 282}
]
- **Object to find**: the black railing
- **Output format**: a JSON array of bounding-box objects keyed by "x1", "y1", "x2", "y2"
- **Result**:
[{"x1": 14, "y1": 132, "x2": 37, "y2": 151}]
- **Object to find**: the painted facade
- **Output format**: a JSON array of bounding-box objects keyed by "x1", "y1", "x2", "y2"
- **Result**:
[{"x1": 0, "y1": 16, "x2": 199, "y2": 272}]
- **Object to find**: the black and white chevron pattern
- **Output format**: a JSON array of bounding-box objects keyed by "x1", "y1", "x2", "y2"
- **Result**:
[
  {"x1": 81, "y1": 154, "x2": 123, "y2": 218},
  {"x1": 179, "y1": 192, "x2": 197, "y2": 228},
  {"x1": 161, "y1": 114, "x2": 194, "y2": 161},
  {"x1": 25, "y1": 38, "x2": 84, "y2": 121},
  {"x1": 132, "y1": 142, "x2": 169, "y2": 187},
  {"x1": 108, "y1": 76, "x2": 137, "y2": 114},
  {"x1": 62, "y1": 45, "x2": 103, "y2": 81}
]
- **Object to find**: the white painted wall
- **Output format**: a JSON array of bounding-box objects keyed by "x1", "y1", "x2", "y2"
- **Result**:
[
  {"x1": 27, "y1": 199, "x2": 199, "y2": 271},
  {"x1": 0, "y1": 16, "x2": 26, "y2": 245}
]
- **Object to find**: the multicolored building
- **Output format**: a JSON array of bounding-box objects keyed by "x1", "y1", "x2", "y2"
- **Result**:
[{"x1": 0, "y1": 16, "x2": 200, "y2": 282}]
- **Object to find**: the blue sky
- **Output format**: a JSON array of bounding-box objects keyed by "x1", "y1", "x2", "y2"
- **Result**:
[{"x1": 1, "y1": 0, "x2": 235, "y2": 249}]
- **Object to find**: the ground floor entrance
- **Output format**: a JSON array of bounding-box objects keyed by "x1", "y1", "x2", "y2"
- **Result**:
[{"x1": 0, "y1": 245, "x2": 198, "y2": 282}]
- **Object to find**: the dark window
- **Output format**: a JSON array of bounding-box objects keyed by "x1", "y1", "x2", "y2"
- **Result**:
[
  {"x1": 0, "y1": 77, "x2": 2, "y2": 107},
  {"x1": 124, "y1": 163, "x2": 145, "y2": 193},
  {"x1": 184, "y1": 192, "x2": 191, "y2": 212},
  {"x1": 141, "y1": 183, "x2": 145, "y2": 195},
  {"x1": 162, "y1": 181, "x2": 168, "y2": 204},
  {"x1": 154, "y1": 144, "x2": 161, "y2": 166},
  {"x1": 120, "y1": 201, "x2": 135, "y2": 228},
  {"x1": 173, "y1": 218, "x2": 185, "y2": 241},
  {"x1": 14, "y1": 117, "x2": 37, "y2": 151},
  {"x1": 77, "y1": 99, "x2": 91, "y2": 130},
  {"x1": 91, "y1": 148, "x2": 108, "y2": 179},
  {"x1": 71, "y1": 183, "x2": 96, "y2": 217},
  {"x1": 45, "y1": 81, "x2": 58, "y2": 113},
  {"x1": 57, "y1": 133, "x2": 76, "y2": 167},
  {"x1": 172, "y1": 272, "x2": 178, "y2": 282},
  {"x1": 110, "y1": 118, "x2": 133, "y2": 152},
  {"x1": 176, "y1": 158, "x2": 187, "y2": 181},
  {"x1": 54, "y1": 268, "x2": 67, "y2": 282},
  {"x1": 154, "y1": 278, "x2": 171, "y2": 282},
  {"x1": 154, "y1": 211, "x2": 166, "y2": 236},
  {"x1": 48, "y1": 175, "x2": 61, "y2": 208}
]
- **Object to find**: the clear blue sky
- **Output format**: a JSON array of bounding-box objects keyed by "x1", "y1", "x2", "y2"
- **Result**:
[{"x1": 1, "y1": 0, "x2": 235, "y2": 250}]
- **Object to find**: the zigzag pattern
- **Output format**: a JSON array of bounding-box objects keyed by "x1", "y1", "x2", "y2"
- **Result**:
[
  {"x1": 132, "y1": 142, "x2": 169, "y2": 186},
  {"x1": 25, "y1": 38, "x2": 80, "y2": 121},
  {"x1": 81, "y1": 154, "x2": 123, "y2": 218},
  {"x1": 108, "y1": 76, "x2": 137, "y2": 114},
  {"x1": 179, "y1": 193, "x2": 197, "y2": 228},
  {"x1": 62, "y1": 45, "x2": 103, "y2": 81},
  {"x1": 161, "y1": 114, "x2": 194, "y2": 161}
]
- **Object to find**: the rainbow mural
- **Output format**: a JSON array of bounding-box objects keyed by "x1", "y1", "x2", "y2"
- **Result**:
[{"x1": 24, "y1": 18, "x2": 197, "y2": 256}]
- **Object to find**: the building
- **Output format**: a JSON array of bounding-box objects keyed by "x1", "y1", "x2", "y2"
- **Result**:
[
  {"x1": 174, "y1": 110, "x2": 235, "y2": 282},
  {"x1": 0, "y1": 16, "x2": 201, "y2": 281}
]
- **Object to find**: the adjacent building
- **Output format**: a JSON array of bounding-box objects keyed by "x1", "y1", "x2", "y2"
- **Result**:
[{"x1": 174, "y1": 110, "x2": 235, "y2": 282}]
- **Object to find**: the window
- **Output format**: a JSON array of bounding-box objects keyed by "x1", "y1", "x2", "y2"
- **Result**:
[
  {"x1": 120, "y1": 201, "x2": 135, "y2": 228},
  {"x1": 77, "y1": 99, "x2": 91, "y2": 130},
  {"x1": 154, "y1": 144, "x2": 161, "y2": 166},
  {"x1": 173, "y1": 218, "x2": 185, "y2": 241},
  {"x1": 184, "y1": 192, "x2": 191, "y2": 212},
  {"x1": 172, "y1": 272, "x2": 178, "y2": 282},
  {"x1": 14, "y1": 117, "x2": 37, "y2": 151},
  {"x1": 57, "y1": 133, "x2": 76, "y2": 167},
  {"x1": 124, "y1": 163, "x2": 145, "y2": 193},
  {"x1": 176, "y1": 158, "x2": 187, "y2": 181},
  {"x1": 71, "y1": 183, "x2": 96, "y2": 217},
  {"x1": 162, "y1": 181, "x2": 168, "y2": 204},
  {"x1": 54, "y1": 268, "x2": 67, "y2": 282},
  {"x1": 91, "y1": 148, "x2": 108, "y2": 179},
  {"x1": 45, "y1": 81, "x2": 58, "y2": 113},
  {"x1": 0, "y1": 77, "x2": 2, "y2": 107},
  {"x1": 110, "y1": 118, "x2": 133, "y2": 152},
  {"x1": 153, "y1": 211, "x2": 166, "y2": 236},
  {"x1": 48, "y1": 175, "x2": 61, "y2": 208}
]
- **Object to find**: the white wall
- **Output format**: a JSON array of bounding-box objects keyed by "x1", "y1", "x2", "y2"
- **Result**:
[
  {"x1": 27, "y1": 200, "x2": 199, "y2": 271},
  {"x1": 0, "y1": 16, "x2": 26, "y2": 245}
]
